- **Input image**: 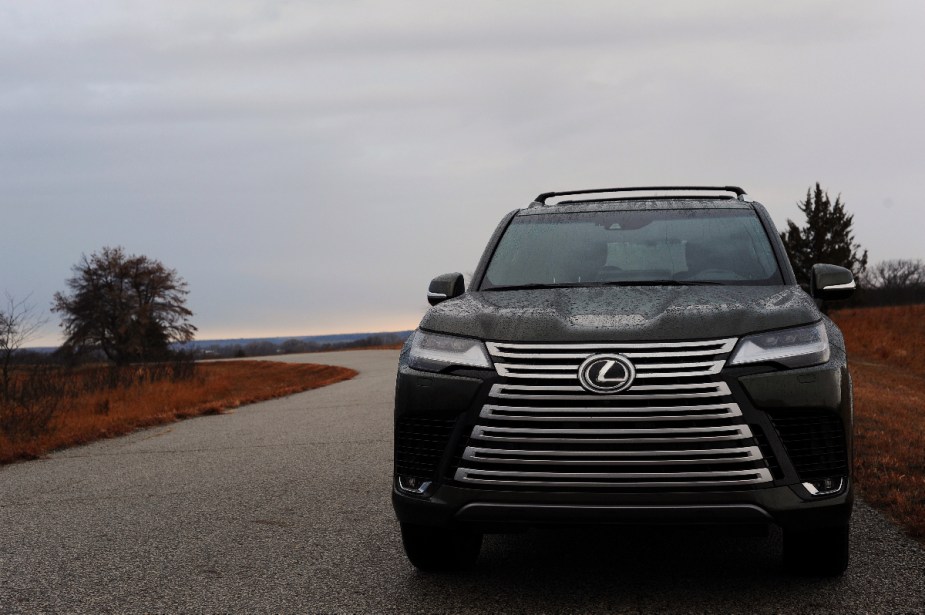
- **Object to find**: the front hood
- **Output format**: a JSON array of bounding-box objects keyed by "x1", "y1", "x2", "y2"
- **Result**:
[{"x1": 419, "y1": 285, "x2": 820, "y2": 342}]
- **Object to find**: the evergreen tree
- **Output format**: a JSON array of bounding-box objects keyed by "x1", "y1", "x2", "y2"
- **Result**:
[{"x1": 780, "y1": 183, "x2": 868, "y2": 286}]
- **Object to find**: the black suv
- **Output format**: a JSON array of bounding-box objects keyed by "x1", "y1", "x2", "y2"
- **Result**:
[{"x1": 393, "y1": 186, "x2": 855, "y2": 575}]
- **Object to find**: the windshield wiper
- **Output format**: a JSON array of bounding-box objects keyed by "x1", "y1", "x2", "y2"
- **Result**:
[
  {"x1": 586, "y1": 280, "x2": 723, "y2": 287},
  {"x1": 482, "y1": 283, "x2": 585, "y2": 291},
  {"x1": 483, "y1": 280, "x2": 723, "y2": 291}
]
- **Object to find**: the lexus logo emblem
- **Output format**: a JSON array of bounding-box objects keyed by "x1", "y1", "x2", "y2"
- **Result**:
[{"x1": 578, "y1": 354, "x2": 636, "y2": 394}]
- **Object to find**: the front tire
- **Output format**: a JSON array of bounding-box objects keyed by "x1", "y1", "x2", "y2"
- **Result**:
[
  {"x1": 783, "y1": 524, "x2": 850, "y2": 576},
  {"x1": 400, "y1": 522, "x2": 482, "y2": 572}
]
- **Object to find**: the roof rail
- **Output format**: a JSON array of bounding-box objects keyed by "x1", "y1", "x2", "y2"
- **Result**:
[{"x1": 532, "y1": 186, "x2": 748, "y2": 206}]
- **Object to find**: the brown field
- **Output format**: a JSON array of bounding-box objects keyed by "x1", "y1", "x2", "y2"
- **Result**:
[
  {"x1": 831, "y1": 305, "x2": 925, "y2": 542},
  {"x1": 0, "y1": 361, "x2": 356, "y2": 464}
]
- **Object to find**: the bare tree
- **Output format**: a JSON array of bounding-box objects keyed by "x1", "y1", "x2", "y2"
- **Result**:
[
  {"x1": 52, "y1": 247, "x2": 197, "y2": 365},
  {"x1": 863, "y1": 259, "x2": 925, "y2": 290},
  {"x1": 0, "y1": 293, "x2": 48, "y2": 400}
]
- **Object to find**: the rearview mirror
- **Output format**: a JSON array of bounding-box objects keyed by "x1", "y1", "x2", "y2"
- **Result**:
[
  {"x1": 810, "y1": 264, "x2": 856, "y2": 301},
  {"x1": 427, "y1": 273, "x2": 465, "y2": 306}
]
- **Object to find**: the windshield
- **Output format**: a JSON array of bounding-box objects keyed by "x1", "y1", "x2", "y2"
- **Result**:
[{"x1": 481, "y1": 209, "x2": 784, "y2": 290}]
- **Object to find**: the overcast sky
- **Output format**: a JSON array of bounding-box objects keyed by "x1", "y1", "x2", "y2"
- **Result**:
[{"x1": 2, "y1": 1, "x2": 924, "y2": 345}]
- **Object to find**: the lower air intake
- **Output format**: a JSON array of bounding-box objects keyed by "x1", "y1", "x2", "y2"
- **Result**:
[
  {"x1": 768, "y1": 410, "x2": 848, "y2": 481},
  {"x1": 395, "y1": 417, "x2": 456, "y2": 481}
]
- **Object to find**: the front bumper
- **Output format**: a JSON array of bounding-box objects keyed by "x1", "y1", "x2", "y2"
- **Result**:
[
  {"x1": 393, "y1": 481, "x2": 853, "y2": 532},
  {"x1": 392, "y1": 357, "x2": 854, "y2": 531}
]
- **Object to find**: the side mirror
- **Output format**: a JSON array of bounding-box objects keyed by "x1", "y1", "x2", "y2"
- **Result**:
[
  {"x1": 810, "y1": 264, "x2": 856, "y2": 301},
  {"x1": 427, "y1": 273, "x2": 465, "y2": 306}
]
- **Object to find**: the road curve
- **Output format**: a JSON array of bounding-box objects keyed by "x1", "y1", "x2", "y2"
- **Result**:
[{"x1": 1, "y1": 349, "x2": 923, "y2": 613}]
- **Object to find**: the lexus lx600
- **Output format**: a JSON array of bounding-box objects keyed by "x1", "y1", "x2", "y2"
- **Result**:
[{"x1": 393, "y1": 186, "x2": 855, "y2": 576}]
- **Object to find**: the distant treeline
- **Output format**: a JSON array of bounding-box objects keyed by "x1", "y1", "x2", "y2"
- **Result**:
[
  {"x1": 836, "y1": 286, "x2": 925, "y2": 309},
  {"x1": 833, "y1": 259, "x2": 925, "y2": 310},
  {"x1": 9, "y1": 331, "x2": 412, "y2": 366},
  {"x1": 194, "y1": 331, "x2": 411, "y2": 359}
]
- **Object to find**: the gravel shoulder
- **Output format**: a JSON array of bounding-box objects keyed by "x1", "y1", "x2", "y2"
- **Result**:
[{"x1": 1, "y1": 349, "x2": 923, "y2": 613}]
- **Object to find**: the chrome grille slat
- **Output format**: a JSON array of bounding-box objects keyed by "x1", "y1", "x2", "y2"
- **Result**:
[
  {"x1": 489, "y1": 382, "x2": 732, "y2": 401},
  {"x1": 480, "y1": 403, "x2": 742, "y2": 422},
  {"x1": 497, "y1": 369, "x2": 722, "y2": 379},
  {"x1": 454, "y1": 467, "x2": 774, "y2": 488},
  {"x1": 463, "y1": 445, "x2": 764, "y2": 465},
  {"x1": 496, "y1": 361, "x2": 719, "y2": 370},
  {"x1": 498, "y1": 363, "x2": 589, "y2": 371},
  {"x1": 471, "y1": 424, "x2": 754, "y2": 444},
  {"x1": 455, "y1": 337, "x2": 773, "y2": 490},
  {"x1": 496, "y1": 363, "x2": 724, "y2": 379},
  {"x1": 489, "y1": 349, "x2": 735, "y2": 360},
  {"x1": 486, "y1": 339, "x2": 737, "y2": 352}
]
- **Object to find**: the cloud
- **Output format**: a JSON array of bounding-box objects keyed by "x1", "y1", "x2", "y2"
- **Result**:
[{"x1": 1, "y1": 0, "x2": 924, "y2": 345}]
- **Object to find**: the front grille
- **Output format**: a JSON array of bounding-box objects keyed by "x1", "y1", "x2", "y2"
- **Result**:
[
  {"x1": 395, "y1": 417, "x2": 457, "y2": 480},
  {"x1": 768, "y1": 410, "x2": 848, "y2": 480},
  {"x1": 487, "y1": 338, "x2": 737, "y2": 380},
  {"x1": 453, "y1": 339, "x2": 773, "y2": 490},
  {"x1": 751, "y1": 424, "x2": 784, "y2": 479}
]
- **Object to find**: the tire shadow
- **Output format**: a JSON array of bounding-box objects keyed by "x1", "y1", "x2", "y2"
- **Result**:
[{"x1": 394, "y1": 526, "x2": 852, "y2": 614}]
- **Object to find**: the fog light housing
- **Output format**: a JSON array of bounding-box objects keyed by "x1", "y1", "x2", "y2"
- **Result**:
[
  {"x1": 398, "y1": 475, "x2": 433, "y2": 495},
  {"x1": 802, "y1": 477, "x2": 844, "y2": 496}
]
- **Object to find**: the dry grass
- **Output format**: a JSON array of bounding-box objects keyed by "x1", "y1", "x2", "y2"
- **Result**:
[
  {"x1": 0, "y1": 361, "x2": 356, "y2": 464},
  {"x1": 833, "y1": 304, "x2": 925, "y2": 373},
  {"x1": 831, "y1": 306, "x2": 925, "y2": 542}
]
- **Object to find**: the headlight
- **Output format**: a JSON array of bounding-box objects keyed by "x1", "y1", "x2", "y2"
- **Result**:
[
  {"x1": 728, "y1": 321, "x2": 830, "y2": 368},
  {"x1": 408, "y1": 330, "x2": 493, "y2": 372}
]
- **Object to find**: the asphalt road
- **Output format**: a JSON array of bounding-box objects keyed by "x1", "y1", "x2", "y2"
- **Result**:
[{"x1": 1, "y1": 349, "x2": 923, "y2": 614}]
